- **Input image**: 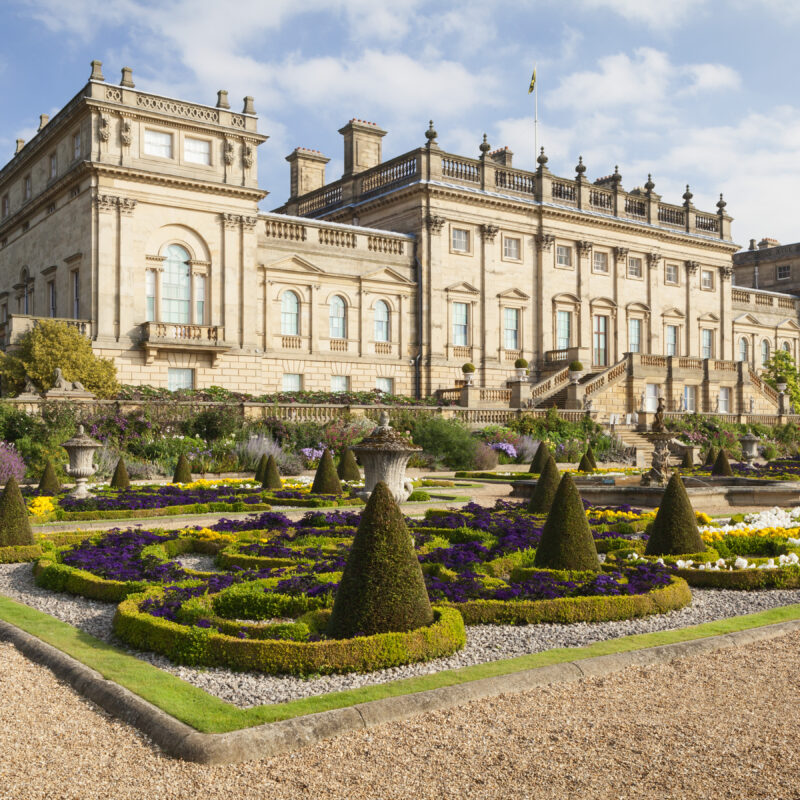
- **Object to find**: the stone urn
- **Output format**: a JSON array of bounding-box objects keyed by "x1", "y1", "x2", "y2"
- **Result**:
[
  {"x1": 61, "y1": 424, "x2": 102, "y2": 498},
  {"x1": 740, "y1": 431, "x2": 760, "y2": 465},
  {"x1": 352, "y1": 412, "x2": 422, "y2": 503}
]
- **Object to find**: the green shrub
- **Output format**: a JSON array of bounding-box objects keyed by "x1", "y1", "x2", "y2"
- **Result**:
[
  {"x1": 261, "y1": 454, "x2": 282, "y2": 490},
  {"x1": 568, "y1": 361, "x2": 584, "y2": 371},
  {"x1": 337, "y1": 447, "x2": 361, "y2": 482},
  {"x1": 462, "y1": 363, "x2": 476, "y2": 373},
  {"x1": 311, "y1": 449, "x2": 343, "y2": 495},
  {"x1": 172, "y1": 453, "x2": 192, "y2": 484},
  {"x1": 186, "y1": 406, "x2": 242, "y2": 441},
  {"x1": 327, "y1": 481, "x2": 433, "y2": 638},
  {"x1": 704, "y1": 447, "x2": 718, "y2": 467},
  {"x1": 0, "y1": 476, "x2": 33, "y2": 547},
  {"x1": 534, "y1": 473, "x2": 599, "y2": 570},
  {"x1": 110, "y1": 459, "x2": 131, "y2": 490},
  {"x1": 585, "y1": 443, "x2": 598, "y2": 469},
  {"x1": 681, "y1": 449, "x2": 693, "y2": 469},
  {"x1": 38, "y1": 459, "x2": 60, "y2": 494},
  {"x1": 412, "y1": 417, "x2": 477, "y2": 470},
  {"x1": 529, "y1": 441, "x2": 551, "y2": 474},
  {"x1": 762, "y1": 442, "x2": 779, "y2": 461},
  {"x1": 527, "y1": 454, "x2": 560, "y2": 514},
  {"x1": 711, "y1": 448, "x2": 733, "y2": 477},
  {"x1": 0, "y1": 320, "x2": 118, "y2": 398},
  {"x1": 406, "y1": 490, "x2": 431, "y2": 501},
  {"x1": 577, "y1": 452, "x2": 594, "y2": 472},
  {"x1": 254, "y1": 453, "x2": 268, "y2": 485},
  {"x1": 514, "y1": 358, "x2": 528, "y2": 369},
  {"x1": 644, "y1": 473, "x2": 705, "y2": 556}
]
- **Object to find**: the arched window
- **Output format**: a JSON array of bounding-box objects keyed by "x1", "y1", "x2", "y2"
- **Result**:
[
  {"x1": 374, "y1": 300, "x2": 390, "y2": 342},
  {"x1": 161, "y1": 245, "x2": 191, "y2": 323},
  {"x1": 329, "y1": 295, "x2": 346, "y2": 339},
  {"x1": 738, "y1": 337, "x2": 749, "y2": 362},
  {"x1": 761, "y1": 339, "x2": 770, "y2": 366},
  {"x1": 783, "y1": 341, "x2": 792, "y2": 353},
  {"x1": 281, "y1": 291, "x2": 299, "y2": 335}
]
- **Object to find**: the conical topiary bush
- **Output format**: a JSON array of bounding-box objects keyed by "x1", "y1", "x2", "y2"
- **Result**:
[
  {"x1": 533, "y1": 473, "x2": 599, "y2": 570},
  {"x1": 644, "y1": 472, "x2": 705, "y2": 556},
  {"x1": 337, "y1": 447, "x2": 361, "y2": 482},
  {"x1": 327, "y1": 481, "x2": 433, "y2": 638},
  {"x1": 586, "y1": 443, "x2": 598, "y2": 469},
  {"x1": 311, "y1": 449, "x2": 343, "y2": 495},
  {"x1": 527, "y1": 454, "x2": 560, "y2": 514},
  {"x1": 37, "y1": 459, "x2": 60, "y2": 495},
  {"x1": 261, "y1": 453, "x2": 282, "y2": 490},
  {"x1": 711, "y1": 448, "x2": 734, "y2": 477},
  {"x1": 254, "y1": 453, "x2": 269, "y2": 485},
  {"x1": 681, "y1": 449, "x2": 694, "y2": 469},
  {"x1": 704, "y1": 447, "x2": 718, "y2": 467},
  {"x1": 110, "y1": 458, "x2": 130, "y2": 490},
  {"x1": 172, "y1": 453, "x2": 192, "y2": 484},
  {"x1": 0, "y1": 476, "x2": 34, "y2": 547},
  {"x1": 529, "y1": 441, "x2": 551, "y2": 474},
  {"x1": 578, "y1": 452, "x2": 594, "y2": 472}
]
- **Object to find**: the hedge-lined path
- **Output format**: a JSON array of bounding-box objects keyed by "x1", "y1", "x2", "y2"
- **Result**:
[{"x1": 2, "y1": 629, "x2": 799, "y2": 799}]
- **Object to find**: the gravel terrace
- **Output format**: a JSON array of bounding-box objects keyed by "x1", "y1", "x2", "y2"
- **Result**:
[
  {"x1": 3, "y1": 559, "x2": 800, "y2": 708},
  {"x1": 1, "y1": 630, "x2": 799, "y2": 799}
]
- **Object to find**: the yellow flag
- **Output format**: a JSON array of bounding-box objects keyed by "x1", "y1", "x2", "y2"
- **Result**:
[{"x1": 528, "y1": 66, "x2": 536, "y2": 94}]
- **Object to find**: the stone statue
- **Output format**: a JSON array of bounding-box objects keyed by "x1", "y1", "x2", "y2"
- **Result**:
[
  {"x1": 53, "y1": 368, "x2": 86, "y2": 392},
  {"x1": 715, "y1": 394, "x2": 720, "y2": 413},
  {"x1": 639, "y1": 390, "x2": 646, "y2": 412},
  {"x1": 749, "y1": 397, "x2": 755, "y2": 413},
  {"x1": 678, "y1": 394, "x2": 686, "y2": 412},
  {"x1": 652, "y1": 396, "x2": 666, "y2": 432},
  {"x1": 583, "y1": 396, "x2": 594, "y2": 411}
]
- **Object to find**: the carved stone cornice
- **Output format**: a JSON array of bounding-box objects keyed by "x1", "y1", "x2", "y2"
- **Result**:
[
  {"x1": 647, "y1": 252, "x2": 662, "y2": 268},
  {"x1": 425, "y1": 214, "x2": 446, "y2": 234},
  {"x1": 536, "y1": 233, "x2": 555, "y2": 251},
  {"x1": 720, "y1": 266, "x2": 733, "y2": 281},
  {"x1": 220, "y1": 213, "x2": 241, "y2": 230},
  {"x1": 685, "y1": 260, "x2": 700, "y2": 274},
  {"x1": 241, "y1": 215, "x2": 258, "y2": 231},
  {"x1": 95, "y1": 194, "x2": 120, "y2": 213},
  {"x1": 480, "y1": 224, "x2": 499, "y2": 242},
  {"x1": 578, "y1": 240, "x2": 593, "y2": 256},
  {"x1": 118, "y1": 198, "x2": 137, "y2": 216},
  {"x1": 613, "y1": 246, "x2": 629, "y2": 262}
]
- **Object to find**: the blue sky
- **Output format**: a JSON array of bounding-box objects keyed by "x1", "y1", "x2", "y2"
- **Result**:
[{"x1": 2, "y1": 0, "x2": 800, "y2": 246}]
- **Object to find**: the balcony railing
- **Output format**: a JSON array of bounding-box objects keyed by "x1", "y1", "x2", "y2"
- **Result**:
[
  {"x1": 140, "y1": 322, "x2": 228, "y2": 366},
  {"x1": 1, "y1": 314, "x2": 92, "y2": 350}
]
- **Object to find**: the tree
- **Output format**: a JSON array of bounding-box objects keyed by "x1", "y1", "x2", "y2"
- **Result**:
[
  {"x1": 38, "y1": 459, "x2": 61, "y2": 494},
  {"x1": 311, "y1": 449, "x2": 343, "y2": 495},
  {"x1": 0, "y1": 476, "x2": 34, "y2": 546},
  {"x1": 261, "y1": 454, "x2": 282, "y2": 490},
  {"x1": 337, "y1": 447, "x2": 361, "y2": 482},
  {"x1": 527, "y1": 454, "x2": 560, "y2": 514},
  {"x1": 763, "y1": 350, "x2": 800, "y2": 410},
  {"x1": 173, "y1": 454, "x2": 192, "y2": 484},
  {"x1": 645, "y1": 473, "x2": 705, "y2": 556},
  {"x1": 0, "y1": 320, "x2": 117, "y2": 398},
  {"x1": 110, "y1": 459, "x2": 131, "y2": 490},
  {"x1": 327, "y1": 482, "x2": 433, "y2": 638}
]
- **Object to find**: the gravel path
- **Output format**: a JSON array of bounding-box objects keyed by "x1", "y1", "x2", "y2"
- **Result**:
[
  {"x1": 2, "y1": 631, "x2": 799, "y2": 799},
  {"x1": 3, "y1": 561, "x2": 800, "y2": 709}
]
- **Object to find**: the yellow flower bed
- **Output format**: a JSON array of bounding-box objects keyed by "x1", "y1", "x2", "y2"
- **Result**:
[
  {"x1": 181, "y1": 478, "x2": 258, "y2": 490},
  {"x1": 178, "y1": 527, "x2": 236, "y2": 544},
  {"x1": 27, "y1": 496, "x2": 56, "y2": 517},
  {"x1": 701, "y1": 526, "x2": 800, "y2": 545}
]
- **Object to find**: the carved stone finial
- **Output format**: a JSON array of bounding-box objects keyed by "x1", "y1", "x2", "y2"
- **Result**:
[
  {"x1": 425, "y1": 120, "x2": 438, "y2": 144},
  {"x1": 644, "y1": 173, "x2": 655, "y2": 191},
  {"x1": 216, "y1": 90, "x2": 230, "y2": 109},
  {"x1": 537, "y1": 146, "x2": 548, "y2": 167},
  {"x1": 120, "y1": 66, "x2": 135, "y2": 88},
  {"x1": 575, "y1": 155, "x2": 586, "y2": 176},
  {"x1": 89, "y1": 60, "x2": 105, "y2": 82},
  {"x1": 717, "y1": 192, "x2": 727, "y2": 212},
  {"x1": 479, "y1": 133, "x2": 491, "y2": 154},
  {"x1": 683, "y1": 184, "x2": 694, "y2": 205},
  {"x1": 611, "y1": 165, "x2": 622, "y2": 184},
  {"x1": 242, "y1": 96, "x2": 256, "y2": 115}
]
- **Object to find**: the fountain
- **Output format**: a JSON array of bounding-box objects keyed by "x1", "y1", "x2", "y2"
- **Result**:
[
  {"x1": 352, "y1": 412, "x2": 422, "y2": 503},
  {"x1": 61, "y1": 424, "x2": 102, "y2": 498}
]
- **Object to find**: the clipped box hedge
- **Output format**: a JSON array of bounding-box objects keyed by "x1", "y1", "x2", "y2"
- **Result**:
[
  {"x1": 113, "y1": 591, "x2": 466, "y2": 675},
  {"x1": 674, "y1": 564, "x2": 800, "y2": 590},
  {"x1": 441, "y1": 576, "x2": 691, "y2": 625},
  {"x1": 0, "y1": 544, "x2": 43, "y2": 563},
  {"x1": 50, "y1": 501, "x2": 272, "y2": 522}
]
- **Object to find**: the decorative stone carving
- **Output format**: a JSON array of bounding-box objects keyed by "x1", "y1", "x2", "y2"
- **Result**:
[
  {"x1": 578, "y1": 240, "x2": 593, "y2": 256},
  {"x1": 61, "y1": 425, "x2": 102, "y2": 499},
  {"x1": 243, "y1": 144, "x2": 254, "y2": 169},
  {"x1": 120, "y1": 120, "x2": 132, "y2": 146},
  {"x1": 241, "y1": 216, "x2": 258, "y2": 231},
  {"x1": 685, "y1": 260, "x2": 700, "y2": 275},
  {"x1": 95, "y1": 194, "x2": 118, "y2": 213},
  {"x1": 425, "y1": 215, "x2": 446, "y2": 234},
  {"x1": 223, "y1": 140, "x2": 235, "y2": 166},
  {"x1": 720, "y1": 266, "x2": 733, "y2": 281},
  {"x1": 614, "y1": 246, "x2": 629, "y2": 261},
  {"x1": 220, "y1": 213, "x2": 241, "y2": 230},
  {"x1": 98, "y1": 116, "x2": 110, "y2": 142},
  {"x1": 118, "y1": 198, "x2": 137, "y2": 216},
  {"x1": 536, "y1": 233, "x2": 555, "y2": 251},
  {"x1": 480, "y1": 224, "x2": 499, "y2": 242},
  {"x1": 647, "y1": 252, "x2": 662, "y2": 268}
]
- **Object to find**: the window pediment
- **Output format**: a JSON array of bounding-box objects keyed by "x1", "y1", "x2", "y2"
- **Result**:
[{"x1": 445, "y1": 281, "x2": 480, "y2": 295}]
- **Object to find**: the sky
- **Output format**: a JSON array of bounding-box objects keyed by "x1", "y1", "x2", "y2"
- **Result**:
[{"x1": 1, "y1": 0, "x2": 799, "y2": 247}]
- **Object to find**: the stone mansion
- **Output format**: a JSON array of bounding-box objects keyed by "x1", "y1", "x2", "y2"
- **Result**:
[{"x1": 0, "y1": 61, "x2": 795, "y2": 416}]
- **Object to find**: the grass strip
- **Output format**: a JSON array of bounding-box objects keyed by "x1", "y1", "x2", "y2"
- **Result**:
[{"x1": 1, "y1": 592, "x2": 799, "y2": 734}]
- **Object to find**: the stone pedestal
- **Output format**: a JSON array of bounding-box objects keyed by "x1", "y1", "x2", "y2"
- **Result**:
[
  {"x1": 640, "y1": 432, "x2": 673, "y2": 487},
  {"x1": 510, "y1": 379, "x2": 532, "y2": 408}
]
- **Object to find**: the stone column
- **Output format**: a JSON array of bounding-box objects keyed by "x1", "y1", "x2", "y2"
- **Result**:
[
  {"x1": 613, "y1": 247, "x2": 629, "y2": 361},
  {"x1": 116, "y1": 197, "x2": 137, "y2": 341},
  {"x1": 240, "y1": 216, "x2": 259, "y2": 348},
  {"x1": 220, "y1": 214, "x2": 241, "y2": 345},
  {"x1": 94, "y1": 194, "x2": 119, "y2": 345},
  {"x1": 719, "y1": 266, "x2": 733, "y2": 361},
  {"x1": 480, "y1": 224, "x2": 499, "y2": 382},
  {"x1": 425, "y1": 214, "x2": 446, "y2": 385},
  {"x1": 646, "y1": 252, "x2": 661, "y2": 354},
  {"x1": 578, "y1": 239, "x2": 594, "y2": 354},
  {"x1": 536, "y1": 233, "x2": 555, "y2": 354},
  {"x1": 685, "y1": 261, "x2": 699, "y2": 356}
]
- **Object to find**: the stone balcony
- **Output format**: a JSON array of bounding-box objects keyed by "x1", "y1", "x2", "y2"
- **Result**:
[
  {"x1": 139, "y1": 322, "x2": 229, "y2": 366},
  {"x1": 0, "y1": 314, "x2": 92, "y2": 350}
]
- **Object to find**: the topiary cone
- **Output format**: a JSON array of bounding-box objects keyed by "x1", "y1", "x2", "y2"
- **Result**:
[
  {"x1": 262, "y1": 454, "x2": 282, "y2": 490},
  {"x1": 0, "y1": 476, "x2": 34, "y2": 547},
  {"x1": 704, "y1": 447, "x2": 718, "y2": 467},
  {"x1": 578, "y1": 452, "x2": 594, "y2": 472},
  {"x1": 681, "y1": 449, "x2": 694, "y2": 469},
  {"x1": 311, "y1": 449, "x2": 342, "y2": 495},
  {"x1": 254, "y1": 453, "x2": 268, "y2": 485},
  {"x1": 529, "y1": 441, "x2": 551, "y2": 474},
  {"x1": 172, "y1": 453, "x2": 192, "y2": 484},
  {"x1": 644, "y1": 472, "x2": 705, "y2": 556},
  {"x1": 534, "y1": 473, "x2": 599, "y2": 570},
  {"x1": 711, "y1": 448, "x2": 733, "y2": 477},
  {"x1": 37, "y1": 459, "x2": 60, "y2": 495},
  {"x1": 337, "y1": 447, "x2": 361, "y2": 482},
  {"x1": 527, "y1": 454, "x2": 560, "y2": 514},
  {"x1": 327, "y1": 481, "x2": 433, "y2": 639},
  {"x1": 110, "y1": 458, "x2": 130, "y2": 490}
]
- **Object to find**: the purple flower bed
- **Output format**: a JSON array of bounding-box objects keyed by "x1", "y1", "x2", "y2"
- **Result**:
[{"x1": 59, "y1": 484, "x2": 265, "y2": 512}]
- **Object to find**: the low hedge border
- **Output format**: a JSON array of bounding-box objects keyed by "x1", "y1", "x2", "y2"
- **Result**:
[
  {"x1": 674, "y1": 564, "x2": 800, "y2": 590},
  {"x1": 440, "y1": 576, "x2": 691, "y2": 625},
  {"x1": 0, "y1": 544, "x2": 42, "y2": 563},
  {"x1": 216, "y1": 551, "x2": 298, "y2": 571},
  {"x1": 113, "y1": 592, "x2": 466, "y2": 675},
  {"x1": 263, "y1": 496, "x2": 364, "y2": 509},
  {"x1": 42, "y1": 501, "x2": 273, "y2": 523}
]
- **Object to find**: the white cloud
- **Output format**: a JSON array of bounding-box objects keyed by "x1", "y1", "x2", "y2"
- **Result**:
[{"x1": 577, "y1": 0, "x2": 706, "y2": 29}]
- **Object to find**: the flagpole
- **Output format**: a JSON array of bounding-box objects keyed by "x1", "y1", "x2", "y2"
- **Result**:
[{"x1": 534, "y1": 64, "x2": 538, "y2": 163}]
